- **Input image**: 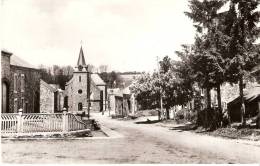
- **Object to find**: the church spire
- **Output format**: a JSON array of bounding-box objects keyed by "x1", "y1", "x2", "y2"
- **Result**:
[{"x1": 77, "y1": 46, "x2": 87, "y2": 71}]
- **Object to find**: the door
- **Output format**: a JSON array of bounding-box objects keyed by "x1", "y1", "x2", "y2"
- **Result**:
[
  {"x1": 100, "y1": 91, "x2": 103, "y2": 112},
  {"x1": 2, "y1": 82, "x2": 9, "y2": 113},
  {"x1": 34, "y1": 91, "x2": 40, "y2": 113}
]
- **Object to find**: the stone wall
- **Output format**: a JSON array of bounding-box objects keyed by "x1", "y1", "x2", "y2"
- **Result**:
[{"x1": 40, "y1": 80, "x2": 54, "y2": 113}]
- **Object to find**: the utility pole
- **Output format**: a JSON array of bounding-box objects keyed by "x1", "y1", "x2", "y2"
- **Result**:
[
  {"x1": 87, "y1": 68, "x2": 91, "y2": 119},
  {"x1": 157, "y1": 56, "x2": 163, "y2": 120}
]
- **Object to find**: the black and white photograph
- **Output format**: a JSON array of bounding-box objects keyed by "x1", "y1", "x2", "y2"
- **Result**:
[{"x1": 1, "y1": 0, "x2": 260, "y2": 164}]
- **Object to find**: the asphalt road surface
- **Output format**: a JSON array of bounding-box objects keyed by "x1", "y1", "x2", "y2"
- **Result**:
[{"x1": 1, "y1": 113, "x2": 260, "y2": 164}]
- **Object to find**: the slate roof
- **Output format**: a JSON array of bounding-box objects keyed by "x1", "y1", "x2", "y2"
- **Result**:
[
  {"x1": 40, "y1": 80, "x2": 57, "y2": 92},
  {"x1": 10, "y1": 54, "x2": 38, "y2": 69},
  {"x1": 77, "y1": 46, "x2": 87, "y2": 67},
  {"x1": 91, "y1": 74, "x2": 106, "y2": 85},
  {"x1": 228, "y1": 84, "x2": 260, "y2": 105}
]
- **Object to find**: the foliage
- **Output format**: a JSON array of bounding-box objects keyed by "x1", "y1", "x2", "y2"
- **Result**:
[
  {"x1": 224, "y1": 0, "x2": 260, "y2": 83},
  {"x1": 130, "y1": 73, "x2": 159, "y2": 110},
  {"x1": 185, "y1": 0, "x2": 228, "y2": 89},
  {"x1": 130, "y1": 55, "x2": 194, "y2": 112},
  {"x1": 39, "y1": 65, "x2": 74, "y2": 90},
  {"x1": 223, "y1": 0, "x2": 260, "y2": 125},
  {"x1": 99, "y1": 71, "x2": 124, "y2": 88}
]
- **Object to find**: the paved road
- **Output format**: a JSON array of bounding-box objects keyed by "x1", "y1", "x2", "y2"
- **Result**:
[{"x1": 1, "y1": 113, "x2": 260, "y2": 164}]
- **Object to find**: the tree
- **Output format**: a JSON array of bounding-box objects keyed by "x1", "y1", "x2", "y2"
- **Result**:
[
  {"x1": 223, "y1": 0, "x2": 260, "y2": 125},
  {"x1": 39, "y1": 65, "x2": 53, "y2": 83},
  {"x1": 39, "y1": 65, "x2": 74, "y2": 90},
  {"x1": 62, "y1": 65, "x2": 74, "y2": 76},
  {"x1": 174, "y1": 45, "x2": 196, "y2": 105},
  {"x1": 99, "y1": 71, "x2": 123, "y2": 88},
  {"x1": 88, "y1": 64, "x2": 97, "y2": 73},
  {"x1": 130, "y1": 55, "x2": 195, "y2": 119},
  {"x1": 185, "y1": 0, "x2": 227, "y2": 115},
  {"x1": 130, "y1": 73, "x2": 159, "y2": 110},
  {"x1": 99, "y1": 65, "x2": 108, "y2": 73}
]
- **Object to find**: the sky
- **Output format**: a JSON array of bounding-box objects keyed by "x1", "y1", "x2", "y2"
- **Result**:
[{"x1": 1, "y1": 0, "x2": 196, "y2": 72}]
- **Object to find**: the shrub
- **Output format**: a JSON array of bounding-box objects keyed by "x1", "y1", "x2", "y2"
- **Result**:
[
  {"x1": 197, "y1": 107, "x2": 222, "y2": 130},
  {"x1": 174, "y1": 108, "x2": 197, "y2": 123}
]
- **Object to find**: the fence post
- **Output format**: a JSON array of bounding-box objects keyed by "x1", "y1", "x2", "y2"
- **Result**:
[
  {"x1": 62, "y1": 108, "x2": 68, "y2": 133},
  {"x1": 17, "y1": 109, "x2": 23, "y2": 133}
]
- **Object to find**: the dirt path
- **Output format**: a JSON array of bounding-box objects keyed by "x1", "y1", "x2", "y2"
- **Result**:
[{"x1": 1, "y1": 113, "x2": 260, "y2": 164}]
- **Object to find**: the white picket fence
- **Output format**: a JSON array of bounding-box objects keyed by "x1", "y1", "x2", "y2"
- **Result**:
[
  {"x1": 1, "y1": 111, "x2": 90, "y2": 136},
  {"x1": 68, "y1": 114, "x2": 86, "y2": 131}
]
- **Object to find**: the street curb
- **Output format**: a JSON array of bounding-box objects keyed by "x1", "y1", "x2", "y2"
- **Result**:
[
  {"x1": 1, "y1": 124, "x2": 123, "y2": 141},
  {"x1": 99, "y1": 124, "x2": 124, "y2": 139}
]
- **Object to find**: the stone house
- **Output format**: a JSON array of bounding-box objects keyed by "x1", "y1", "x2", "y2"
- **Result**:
[
  {"x1": 64, "y1": 46, "x2": 107, "y2": 113},
  {"x1": 108, "y1": 88, "x2": 124, "y2": 116},
  {"x1": 40, "y1": 80, "x2": 64, "y2": 113},
  {"x1": 195, "y1": 78, "x2": 260, "y2": 123},
  {"x1": 108, "y1": 86, "x2": 137, "y2": 117},
  {"x1": 1, "y1": 50, "x2": 41, "y2": 113}
]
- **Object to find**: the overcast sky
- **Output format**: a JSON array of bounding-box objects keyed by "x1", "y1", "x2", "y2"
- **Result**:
[{"x1": 1, "y1": 0, "x2": 196, "y2": 72}]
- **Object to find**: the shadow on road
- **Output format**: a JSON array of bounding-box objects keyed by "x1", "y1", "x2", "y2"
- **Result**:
[
  {"x1": 135, "y1": 119, "x2": 161, "y2": 124},
  {"x1": 169, "y1": 124, "x2": 197, "y2": 131}
]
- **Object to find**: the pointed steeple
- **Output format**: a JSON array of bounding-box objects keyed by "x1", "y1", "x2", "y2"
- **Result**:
[{"x1": 77, "y1": 46, "x2": 87, "y2": 71}]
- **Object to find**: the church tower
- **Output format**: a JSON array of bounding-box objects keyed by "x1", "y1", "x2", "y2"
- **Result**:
[
  {"x1": 76, "y1": 46, "x2": 88, "y2": 71},
  {"x1": 65, "y1": 45, "x2": 107, "y2": 114},
  {"x1": 65, "y1": 46, "x2": 90, "y2": 113}
]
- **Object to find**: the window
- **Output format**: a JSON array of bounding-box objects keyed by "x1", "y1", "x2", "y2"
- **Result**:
[
  {"x1": 14, "y1": 74, "x2": 18, "y2": 92},
  {"x1": 21, "y1": 74, "x2": 25, "y2": 92},
  {"x1": 79, "y1": 76, "x2": 81, "y2": 82},
  {"x1": 25, "y1": 102, "x2": 28, "y2": 113},
  {"x1": 14, "y1": 98, "x2": 18, "y2": 113},
  {"x1": 78, "y1": 89, "x2": 82, "y2": 94},
  {"x1": 200, "y1": 89, "x2": 204, "y2": 96},
  {"x1": 21, "y1": 98, "x2": 24, "y2": 111},
  {"x1": 78, "y1": 103, "x2": 83, "y2": 111}
]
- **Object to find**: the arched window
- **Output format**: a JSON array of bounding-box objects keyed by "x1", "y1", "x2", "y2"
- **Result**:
[
  {"x1": 78, "y1": 103, "x2": 83, "y2": 111},
  {"x1": 79, "y1": 76, "x2": 81, "y2": 82}
]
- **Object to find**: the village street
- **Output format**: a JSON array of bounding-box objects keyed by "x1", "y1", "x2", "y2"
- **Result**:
[{"x1": 1, "y1": 112, "x2": 260, "y2": 164}]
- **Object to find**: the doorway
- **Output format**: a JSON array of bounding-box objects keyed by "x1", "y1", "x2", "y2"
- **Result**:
[{"x1": 2, "y1": 81, "x2": 9, "y2": 113}]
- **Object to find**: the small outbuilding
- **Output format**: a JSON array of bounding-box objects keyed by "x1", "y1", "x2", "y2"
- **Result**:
[
  {"x1": 108, "y1": 86, "x2": 137, "y2": 118},
  {"x1": 228, "y1": 85, "x2": 260, "y2": 127}
]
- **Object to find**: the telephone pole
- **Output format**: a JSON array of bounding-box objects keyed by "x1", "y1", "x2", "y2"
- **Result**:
[{"x1": 157, "y1": 56, "x2": 163, "y2": 119}]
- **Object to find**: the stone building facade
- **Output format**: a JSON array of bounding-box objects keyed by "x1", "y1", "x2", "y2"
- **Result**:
[
  {"x1": 107, "y1": 86, "x2": 137, "y2": 117},
  {"x1": 40, "y1": 80, "x2": 64, "y2": 113},
  {"x1": 40, "y1": 80, "x2": 56, "y2": 113},
  {"x1": 1, "y1": 50, "x2": 41, "y2": 113},
  {"x1": 65, "y1": 46, "x2": 107, "y2": 113}
]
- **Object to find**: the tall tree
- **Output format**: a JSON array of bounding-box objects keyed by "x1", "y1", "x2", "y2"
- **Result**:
[
  {"x1": 185, "y1": 0, "x2": 226, "y2": 113},
  {"x1": 224, "y1": 0, "x2": 260, "y2": 125},
  {"x1": 159, "y1": 56, "x2": 194, "y2": 119}
]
